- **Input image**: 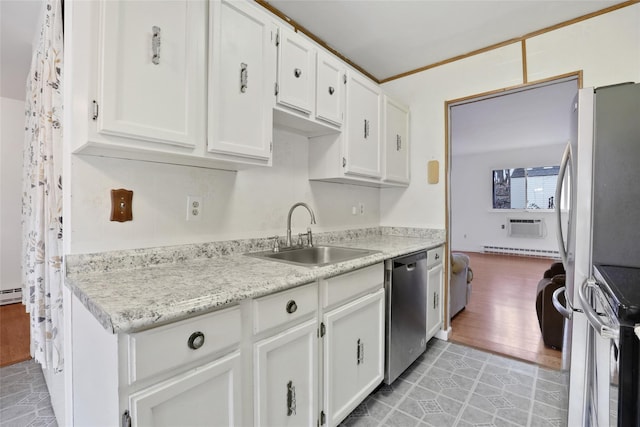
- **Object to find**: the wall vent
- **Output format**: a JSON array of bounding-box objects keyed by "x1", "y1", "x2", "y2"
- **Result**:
[
  {"x1": 507, "y1": 218, "x2": 544, "y2": 238},
  {"x1": 0, "y1": 288, "x2": 22, "y2": 306},
  {"x1": 483, "y1": 245, "x2": 559, "y2": 258}
]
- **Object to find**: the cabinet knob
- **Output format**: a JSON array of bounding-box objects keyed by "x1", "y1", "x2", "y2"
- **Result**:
[
  {"x1": 294, "y1": 68, "x2": 302, "y2": 78},
  {"x1": 286, "y1": 300, "x2": 298, "y2": 314},
  {"x1": 187, "y1": 331, "x2": 205, "y2": 350},
  {"x1": 328, "y1": 86, "x2": 335, "y2": 95}
]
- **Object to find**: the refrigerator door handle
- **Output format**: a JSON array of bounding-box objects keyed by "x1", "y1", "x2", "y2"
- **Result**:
[
  {"x1": 578, "y1": 279, "x2": 619, "y2": 340},
  {"x1": 555, "y1": 141, "x2": 571, "y2": 269},
  {"x1": 552, "y1": 286, "x2": 574, "y2": 319}
]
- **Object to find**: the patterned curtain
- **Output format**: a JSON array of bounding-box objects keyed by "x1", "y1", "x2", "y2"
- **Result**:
[{"x1": 22, "y1": 0, "x2": 64, "y2": 373}]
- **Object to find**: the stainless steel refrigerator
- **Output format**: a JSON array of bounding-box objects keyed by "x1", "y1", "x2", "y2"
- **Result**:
[{"x1": 554, "y1": 82, "x2": 640, "y2": 426}]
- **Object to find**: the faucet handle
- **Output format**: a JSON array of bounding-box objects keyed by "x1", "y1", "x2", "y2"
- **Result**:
[
  {"x1": 307, "y1": 227, "x2": 313, "y2": 247},
  {"x1": 270, "y1": 236, "x2": 280, "y2": 253}
]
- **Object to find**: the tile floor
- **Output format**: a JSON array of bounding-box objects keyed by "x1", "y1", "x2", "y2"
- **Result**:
[
  {"x1": 0, "y1": 338, "x2": 568, "y2": 427},
  {"x1": 340, "y1": 339, "x2": 569, "y2": 427},
  {"x1": 0, "y1": 360, "x2": 57, "y2": 426}
]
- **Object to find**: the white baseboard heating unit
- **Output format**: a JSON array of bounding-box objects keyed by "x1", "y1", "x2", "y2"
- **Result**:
[
  {"x1": 0, "y1": 288, "x2": 22, "y2": 306},
  {"x1": 507, "y1": 218, "x2": 545, "y2": 238},
  {"x1": 483, "y1": 245, "x2": 559, "y2": 258}
]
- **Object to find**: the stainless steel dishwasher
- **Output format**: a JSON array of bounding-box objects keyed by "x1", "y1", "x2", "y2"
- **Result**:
[{"x1": 384, "y1": 251, "x2": 428, "y2": 384}]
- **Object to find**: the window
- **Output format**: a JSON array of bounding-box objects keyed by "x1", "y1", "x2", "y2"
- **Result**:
[{"x1": 492, "y1": 166, "x2": 560, "y2": 209}]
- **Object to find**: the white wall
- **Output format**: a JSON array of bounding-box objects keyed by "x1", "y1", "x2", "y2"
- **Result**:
[
  {"x1": 69, "y1": 128, "x2": 380, "y2": 253},
  {"x1": 0, "y1": 97, "x2": 25, "y2": 291},
  {"x1": 380, "y1": 4, "x2": 640, "y2": 230},
  {"x1": 450, "y1": 144, "x2": 566, "y2": 253}
]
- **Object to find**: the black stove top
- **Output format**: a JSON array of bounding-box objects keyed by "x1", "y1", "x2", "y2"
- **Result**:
[{"x1": 594, "y1": 264, "x2": 640, "y2": 325}]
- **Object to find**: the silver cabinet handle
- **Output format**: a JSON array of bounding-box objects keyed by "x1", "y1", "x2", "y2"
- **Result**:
[
  {"x1": 286, "y1": 300, "x2": 297, "y2": 314},
  {"x1": 187, "y1": 331, "x2": 205, "y2": 350},
  {"x1": 152, "y1": 26, "x2": 161, "y2": 65},
  {"x1": 240, "y1": 63, "x2": 248, "y2": 93},
  {"x1": 328, "y1": 86, "x2": 335, "y2": 95},
  {"x1": 286, "y1": 380, "x2": 296, "y2": 416},
  {"x1": 356, "y1": 339, "x2": 364, "y2": 365},
  {"x1": 364, "y1": 119, "x2": 370, "y2": 139},
  {"x1": 294, "y1": 68, "x2": 302, "y2": 78},
  {"x1": 396, "y1": 135, "x2": 402, "y2": 151}
]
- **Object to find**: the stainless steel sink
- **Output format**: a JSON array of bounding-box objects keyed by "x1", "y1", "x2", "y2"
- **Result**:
[{"x1": 246, "y1": 245, "x2": 379, "y2": 268}]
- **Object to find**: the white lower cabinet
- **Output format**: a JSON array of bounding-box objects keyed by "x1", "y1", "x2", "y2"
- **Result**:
[
  {"x1": 254, "y1": 319, "x2": 318, "y2": 427},
  {"x1": 323, "y1": 289, "x2": 385, "y2": 426},
  {"x1": 128, "y1": 350, "x2": 242, "y2": 427}
]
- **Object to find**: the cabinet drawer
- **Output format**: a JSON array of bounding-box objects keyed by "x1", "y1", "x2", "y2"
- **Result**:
[
  {"x1": 127, "y1": 306, "x2": 241, "y2": 384},
  {"x1": 253, "y1": 282, "x2": 317, "y2": 334},
  {"x1": 321, "y1": 263, "x2": 384, "y2": 309},
  {"x1": 427, "y1": 246, "x2": 444, "y2": 267}
]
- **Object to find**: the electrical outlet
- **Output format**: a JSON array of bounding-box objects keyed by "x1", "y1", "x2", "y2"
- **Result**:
[
  {"x1": 359, "y1": 202, "x2": 365, "y2": 215},
  {"x1": 187, "y1": 196, "x2": 202, "y2": 221}
]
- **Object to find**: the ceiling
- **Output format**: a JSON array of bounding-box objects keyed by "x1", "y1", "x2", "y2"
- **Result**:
[
  {"x1": 266, "y1": 0, "x2": 629, "y2": 82},
  {"x1": 450, "y1": 78, "x2": 579, "y2": 156}
]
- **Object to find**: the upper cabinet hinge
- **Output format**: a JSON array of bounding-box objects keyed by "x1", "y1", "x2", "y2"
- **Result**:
[
  {"x1": 275, "y1": 29, "x2": 280, "y2": 46},
  {"x1": 92, "y1": 100, "x2": 99, "y2": 121},
  {"x1": 342, "y1": 157, "x2": 346, "y2": 168},
  {"x1": 320, "y1": 322, "x2": 326, "y2": 337},
  {"x1": 275, "y1": 82, "x2": 279, "y2": 96},
  {"x1": 343, "y1": 74, "x2": 347, "y2": 84},
  {"x1": 320, "y1": 410, "x2": 326, "y2": 425},
  {"x1": 121, "y1": 410, "x2": 131, "y2": 427},
  {"x1": 270, "y1": 141, "x2": 273, "y2": 153}
]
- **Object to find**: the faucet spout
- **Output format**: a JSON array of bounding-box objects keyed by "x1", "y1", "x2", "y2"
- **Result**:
[{"x1": 286, "y1": 202, "x2": 316, "y2": 247}]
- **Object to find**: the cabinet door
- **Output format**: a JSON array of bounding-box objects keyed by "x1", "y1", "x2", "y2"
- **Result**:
[
  {"x1": 426, "y1": 263, "x2": 444, "y2": 339},
  {"x1": 316, "y1": 52, "x2": 345, "y2": 127},
  {"x1": 97, "y1": 0, "x2": 205, "y2": 148},
  {"x1": 345, "y1": 73, "x2": 382, "y2": 178},
  {"x1": 254, "y1": 319, "x2": 318, "y2": 427},
  {"x1": 276, "y1": 26, "x2": 315, "y2": 115},
  {"x1": 208, "y1": 0, "x2": 276, "y2": 161},
  {"x1": 129, "y1": 351, "x2": 242, "y2": 427},
  {"x1": 383, "y1": 96, "x2": 410, "y2": 184},
  {"x1": 324, "y1": 289, "x2": 384, "y2": 426}
]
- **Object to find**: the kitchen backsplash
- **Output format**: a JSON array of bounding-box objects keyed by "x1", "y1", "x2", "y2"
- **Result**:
[{"x1": 65, "y1": 227, "x2": 445, "y2": 275}]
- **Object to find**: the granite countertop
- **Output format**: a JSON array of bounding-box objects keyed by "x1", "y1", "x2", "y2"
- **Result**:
[{"x1": 65, "y1": 230, "x2": 445, "y2": 335}]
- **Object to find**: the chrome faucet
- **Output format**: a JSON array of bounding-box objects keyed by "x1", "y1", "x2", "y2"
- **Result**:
[{"x1": 286, "y1": 202, "x2": 317, "y2": 247}]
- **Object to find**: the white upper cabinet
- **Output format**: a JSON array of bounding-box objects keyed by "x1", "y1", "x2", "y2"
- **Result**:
[
  {"x1": 383, "y1": 96, "x2": 410, "y2": 184},
  {"x1": 208, "y1": 0, "x2": 276, "y2": 164},
  {"x1": 316, "y1": 52, "x2": 345, "y2": 127},
  {"x1": 96, "y1": 0, "x2": 206, "y2": 148},
  {"x1": 276, "y1": 26, "x2": 315, "y2": 115},
  {"x1": 344, "y1": 71, "x2": 382, "y2": 178}
]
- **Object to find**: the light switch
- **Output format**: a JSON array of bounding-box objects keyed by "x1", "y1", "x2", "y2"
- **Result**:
[{"x1": 110, "y1": 189, "x2": 133, "y2": 222}]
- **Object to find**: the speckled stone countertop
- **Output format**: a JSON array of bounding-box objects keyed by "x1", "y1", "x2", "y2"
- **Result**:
[{"x1": 65, "y1": 227, "x2": 445, "y2": 334}]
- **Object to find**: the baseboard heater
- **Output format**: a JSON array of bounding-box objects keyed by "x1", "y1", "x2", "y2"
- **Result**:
[
  {"x1": 483, "y1": 245, "x2": 559, "y2": 258},
  {"x1": 507, "y1": 218, "x2": 545, "y2": 238},
  {"x1": 0, "y1": 288, "x2": 22, "y2": 306}
]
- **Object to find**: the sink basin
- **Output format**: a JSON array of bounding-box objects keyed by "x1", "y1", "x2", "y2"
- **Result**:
[{"x1": 246, "y1": 245, "x2": 379, "y2": 268}]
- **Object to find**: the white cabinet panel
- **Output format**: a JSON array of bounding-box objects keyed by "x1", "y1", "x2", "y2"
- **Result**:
[
  {"x1": 426, "y1": 261, "x2": 443, "y2": 339},
  {"x1": 383, "y1": 96, "x2": 410, "y2": 184},
  {"x1": 129, "y1": 350, "x2": 242, "y2": 427},
  {"x1": 254, "y1": 319, "x2": 318, "y2": 427},
  {"x1": 316, "y1": 52, "x2": 345, "y2": 127},
  {"x1": 345, "y1": 72, "x2": 382, "y2": 178},
  {"x1": 277, "y1": 26, "x2": 315, "y2": 115},
  {"x1": 323, "y1": 289, "x2": 384, "y2": 426},
  {"x1": 253, "y1": 282, "x2": 317, "y2": 334},
  {"x1": 208, "y1": 0, "x2": 276, "y2": 162},
  {"x1": 97, "y1": 0, "x2": 206, "y2": 147}
]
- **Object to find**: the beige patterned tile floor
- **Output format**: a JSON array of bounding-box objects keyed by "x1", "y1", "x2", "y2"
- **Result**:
[{"x1": 1, "y1": 338, "x2": 568, "y2": 427}]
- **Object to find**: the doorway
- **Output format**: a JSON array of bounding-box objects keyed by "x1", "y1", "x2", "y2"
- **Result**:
[{"x1": 446, "y1": 76, "x2": 579, "y2": 369}]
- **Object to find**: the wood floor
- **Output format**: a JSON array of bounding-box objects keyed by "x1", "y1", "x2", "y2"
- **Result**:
[
  {"x1": 450, "y1": 252, "x2": 563, "y2": 370},
  {"x1": 0, "y1": 303, "x2": 31, "y2": 367}
]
